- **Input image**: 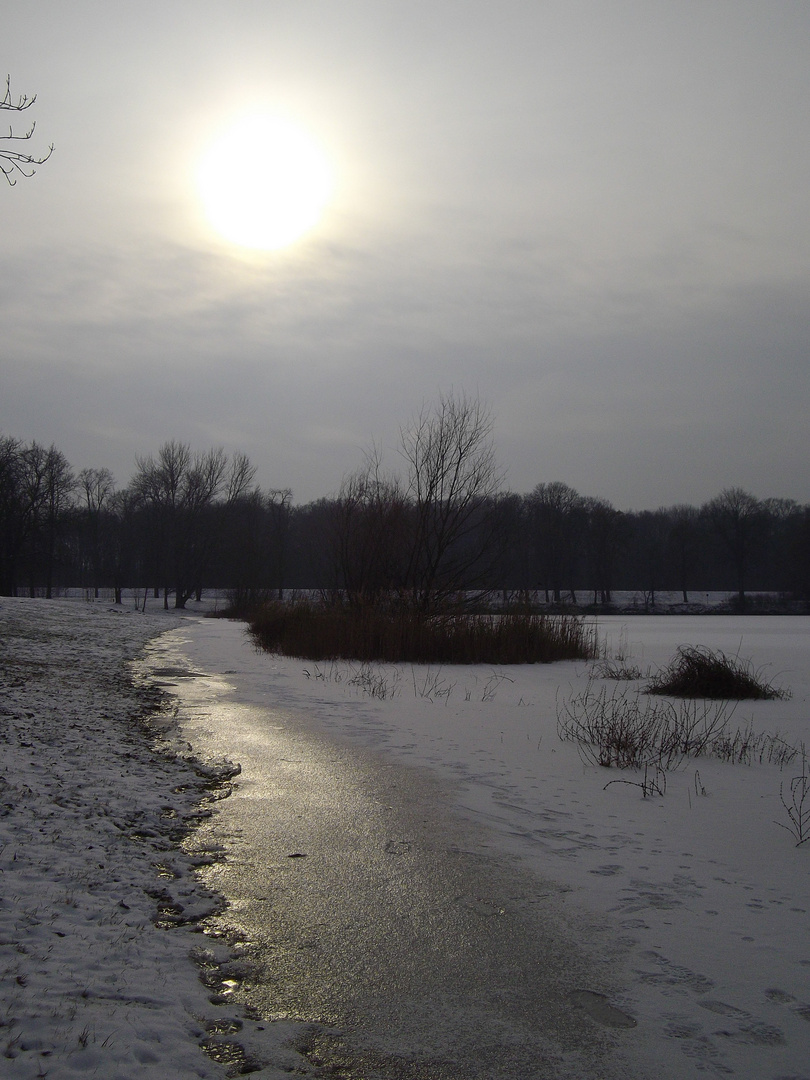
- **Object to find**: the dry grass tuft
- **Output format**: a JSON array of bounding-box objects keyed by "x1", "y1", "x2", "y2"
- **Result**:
[
  {"x1": 557, "y1": 681, "x2": 799, "y2": 774},
  {"x1": 645, "y1": 645, "x2": 789, "y2": 700}
]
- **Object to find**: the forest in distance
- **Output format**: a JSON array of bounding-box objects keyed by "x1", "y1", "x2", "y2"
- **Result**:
[{"x1": 2, "y1": 398, "x2": 809, "y2": 611}]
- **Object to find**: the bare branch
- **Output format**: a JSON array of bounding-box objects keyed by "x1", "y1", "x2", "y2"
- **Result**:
[
  {"x1": 1, "y1": 75, "x2": 38, "y2": 112},
  {"x1": 398, "y1": 391, "x2": 505, "y2": 609},
  {"x1": 1, "y1": 76, "x2": 53, "y2": 186},
  {"x1": 225, "y1": 452, "x2": 258, "y2": 504}
]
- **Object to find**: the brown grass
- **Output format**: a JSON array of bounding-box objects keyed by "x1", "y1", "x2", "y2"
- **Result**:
[
  {"x1": 557, "y1": 681, "x2": 799, "y2": 772},
  {"x1": 645, "y1": 645, "x2": 789, "y2": 700},
  {"x1": 246, "y1": 599, "x2": 595, "y2": 665}
]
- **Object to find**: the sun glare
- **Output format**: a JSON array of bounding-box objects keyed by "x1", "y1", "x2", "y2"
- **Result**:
[{"x1": 198, "y1": 115, "x2": 334, "y2": 250}]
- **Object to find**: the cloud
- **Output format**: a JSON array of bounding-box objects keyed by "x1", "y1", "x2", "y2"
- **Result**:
[{"x1": 2, "y1": 1, "x2": 809, "y2": 506}]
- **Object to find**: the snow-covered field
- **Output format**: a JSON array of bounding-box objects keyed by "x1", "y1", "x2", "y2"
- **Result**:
[
  {"x1": 2, "y1": 597, "x2": 809, "y2": 1078},
  {"x1": 160, "y1": 611, "x2": 810, "y2": 1080}
]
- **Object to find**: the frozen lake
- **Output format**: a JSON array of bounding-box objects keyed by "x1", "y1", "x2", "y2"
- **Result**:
[{"x1": 152, "y1": 611, "x2": 810, "y2": 1079}]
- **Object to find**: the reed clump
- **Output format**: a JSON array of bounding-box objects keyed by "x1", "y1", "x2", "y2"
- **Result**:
[
  {"x1": 247, "y1": 599, "x2": 595, "y2": 665},
  {"x1": 646, "y1": 645, "x2": 788, "y2": 700}
]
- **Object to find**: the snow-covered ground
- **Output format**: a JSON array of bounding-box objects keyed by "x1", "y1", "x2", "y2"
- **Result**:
[
  {"x1": 0, "y1": 597, "x2": 312, "y2": 1079},
  {"x1": 158, "y1": 612, "x2": 810, "y2": 1080},
  {"x1": 2, "y1": 597, "x2": 809, "y2": 1078}
]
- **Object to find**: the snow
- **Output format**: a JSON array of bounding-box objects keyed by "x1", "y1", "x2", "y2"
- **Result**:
[
  {"x1": 2, "y1": 597, "x2": 809, "y2": 1078},
  {"x1": 0, "y1": 597, "x2": 309, "y2": 1079},
  {"x1": 159, "y1": 612, "x2": 810, "y2": 1080}
]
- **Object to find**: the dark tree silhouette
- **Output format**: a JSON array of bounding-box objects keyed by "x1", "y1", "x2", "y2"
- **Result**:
[
  {"x1": 399, "y1": 392, "x2": 504, "y2": 610},
  {"x1": 329, "y1": 449, "x2": 409, "y2": 604},
  {"x1": 528, "y1": 482, "x2": 583, "y2": 603},
  {"x1": 131, "y1": 442, "x2": 229, "y2": 608},
  {"x1": 0, "y1": 435, "x2": 28, "y2": 595},
  {"x1": 581, "y1": 496, "x2": 625, "y2": 605},
  {"x1": 39, "y1": 446, "x2": 75, "y2": 598},
  {"x1": 667, "y1": 504, "x2": 701, "y2": 603},
  {"x1": 633, "y1": 509, "x2": 671, "y2": 607},
  {"x1": 77, "y1": 468, "x2": 116, "y2": 599},
  {"x1": 702, "y1": 487, "x2": 765, "y2": 605}
]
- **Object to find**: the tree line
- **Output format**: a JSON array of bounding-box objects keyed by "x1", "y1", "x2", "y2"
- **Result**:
[{"x1": 2, "y1": 398, "x2": 808, "y2": 609}]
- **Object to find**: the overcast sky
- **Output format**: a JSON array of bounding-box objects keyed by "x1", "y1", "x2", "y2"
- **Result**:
[{"x1": 2, "y1": 1, "x2": 808, "y2": 509}]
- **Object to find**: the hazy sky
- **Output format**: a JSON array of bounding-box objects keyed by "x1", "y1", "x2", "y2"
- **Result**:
[{"x1": 2, "y1": 1, "x2": 808, "y2": 509}]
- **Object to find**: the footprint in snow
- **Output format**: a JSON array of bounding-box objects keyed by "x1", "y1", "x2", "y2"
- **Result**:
[
  {"x1": 698, "y1": 999, "x2": 786, "y2": 1047},
  {"x1": 569, "y1": 989, "x2": 637, "y2": 1029},
  {"x1": 765, "y1": 988, "x2": 810, "y2": 1023}
]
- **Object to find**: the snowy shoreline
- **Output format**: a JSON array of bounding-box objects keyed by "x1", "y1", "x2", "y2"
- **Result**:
[
  {"x1": 0, "y1": 597, "x2": 310, "y2": 1080},
  {"x1": 3, "y1": 597, "x2": 809, "y2": 1078}
]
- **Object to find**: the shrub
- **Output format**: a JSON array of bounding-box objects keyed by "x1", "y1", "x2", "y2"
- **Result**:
[
  {"x1": 215, "y1": 587, "x2": 278, "y2": 621},
  {"x1": 556, "y1": 682, "x2": 736, "y2": 770},
  {"x1": 645, "y1": 645, "x2": 789, "y2": 700},
  {"x1": 557, "y1": 681, "x2": 798, "y2": 776},
  {"x1": 247, "y1": 599, "x2": 596, "y2": 665}
]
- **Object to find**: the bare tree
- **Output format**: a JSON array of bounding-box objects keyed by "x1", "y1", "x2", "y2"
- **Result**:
[
  {"x1": 17, "y1": 441, "x2": 50, "y2": 595},
  {"x1": 131, "y1": 442, "x2": 228, "y2": 608},
  {"x1": 633, "y1": 508, "x2": 672, "y2": 608},
  {"x1": 528, "y1": 481, "x2": 583, "y2": 603},
  {"x1": 0, "y1": 438, "x2": 75, "y2": 596},
  {"x1": 330, "y1": 447, "x2": 409, "y2": 605},
  {"x1": 1, "y1": 76, "x2": 52, "y2": 185},
  {"x1": 399, "y1": 392, "x2": 504, "y2": 611},
  {"x1": 14, "y1": 443, "x2": 75, "y2": 597},
  {"x1": 667, "y1": 504, "x2": 701, "y2": 603},
  {"x1": 78, "y1": 467, "x2": 116, "y2": 598},
  {"x1": 0, "y1": 435, "x2": 27, "y2": 595},
  {"x1": 41, "y1": 446, "x2": 75, "y2": 598},
  {"x1": 225, "y1": 452, "x2": 257, "y2": 505},
  {"x1": 762, "y1": 498, "x2": 802, "y2": 595},
  {"x1": 265, "y1": 488, "x2": 294, "y2": 600},
  {"x1": 702, "y1": 487, "x2": 764, "y2": 605},
  {"x1": 786, "y1": 506, "x2": 810, "y2": 601},
  {"x1": 487, "y1": 491, "x2": 532, "y2": 602},
  {"x1": 581, "y1": 496, "x2": 625, "y2": 605}
]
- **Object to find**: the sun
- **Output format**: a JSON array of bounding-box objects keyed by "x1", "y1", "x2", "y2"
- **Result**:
[{"x1": 198, "y1": 115, "x2": 334, "y2": 250}]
